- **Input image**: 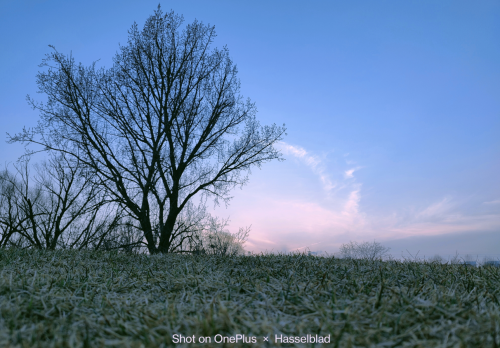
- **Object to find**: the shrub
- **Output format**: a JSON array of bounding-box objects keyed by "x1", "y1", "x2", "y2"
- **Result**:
[
  {"x1": 339, "y1": 240, "x2": 391, "y2": 261},
  {"x1": 191, "y1": 216, "x2": 250, "y2": 256}
]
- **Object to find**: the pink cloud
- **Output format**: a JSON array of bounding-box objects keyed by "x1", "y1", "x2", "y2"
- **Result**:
[{"x1": 212, "y1": 143, "x2": 500, "y2": 255}]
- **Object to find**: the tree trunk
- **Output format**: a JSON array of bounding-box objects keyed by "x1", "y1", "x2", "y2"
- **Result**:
[
  {"x1": 158, "y1": 208, "x2": 178, "y2": 253},
  {"x1": 139, "y1": 215, "x2": 157, "y2": 254}
]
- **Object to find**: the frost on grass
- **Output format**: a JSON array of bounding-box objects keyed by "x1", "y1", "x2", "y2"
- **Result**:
[{"x1": 0, "y1": 248, "x2": 499, "y2": 347}]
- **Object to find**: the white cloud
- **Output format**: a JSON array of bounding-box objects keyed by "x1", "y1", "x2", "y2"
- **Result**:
[
  {"x1": 342, "y1": 186, "x2": 362, "y2": 218},
  {"x1": 278, "y1": 142, "x2": 337, "y2": 193},
  {"x1": 344, "y1": 167, "x2": 362, "y2": 179},
  {"x1": 281, "y1": 143, "x2": 308, "y2": 159},
  {"x1": 276, "y1": 142, "x2": 366, "y2": 224},
  {"x1": 278, "y1": 142, "x2": 364, "y2": 195},
  {"x1": 344, "y1": 169, "x2": 355, "y2": 178}
]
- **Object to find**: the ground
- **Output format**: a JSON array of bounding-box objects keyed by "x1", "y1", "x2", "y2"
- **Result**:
[{"x1": 0, "y1": 249, "x2": 498, "y2": 347}]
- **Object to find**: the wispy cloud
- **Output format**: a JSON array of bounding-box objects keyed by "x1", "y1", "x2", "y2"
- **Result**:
[
  {"x1": 278, "y1": 142, "x2": 337, "y2": 192},
  {"x1": 344, "y1": 169, "x2": 355, "y2": 178},
  {"x1": 344, "y1": 167, "x2": 362, "y2": 179},
  {"x1": 416, "y1": 196, "x2": 454, "y2": 221},
  {"x1": 276, "y1": 142, "x2": 367, "y2": 224},
  {"x1": 278, "y1": 142, "x2": 364, "y2": 198},
  {"x1": 483, "y1": 199, "x2": 500, "y2": 205},
  {"x1": 368, "y1": 195, "x2": 500, "y2": 240},
  {"x1": 342, "y1": 186, "x2": 362, "y2": 218},
  {"x1": 219, "y1": 143, "x2": 500, "y2": 256},
  {"x1": 236, "y1": 186, "x2": 500, "y2": 254}
]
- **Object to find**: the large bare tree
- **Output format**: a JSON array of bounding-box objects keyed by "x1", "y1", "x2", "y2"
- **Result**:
[{"x1": 10, "y1": 8, "x2": 285, "y2": 254}]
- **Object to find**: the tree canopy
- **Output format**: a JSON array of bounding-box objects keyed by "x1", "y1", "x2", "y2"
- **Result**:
[{"x1": 10, "y1": 7, "x2": 286, "y2": 254}]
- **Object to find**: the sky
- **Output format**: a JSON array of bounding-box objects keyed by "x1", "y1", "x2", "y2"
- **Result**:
[{"x1": 1, "y1": 0, "x2": 499, "y2": 259}]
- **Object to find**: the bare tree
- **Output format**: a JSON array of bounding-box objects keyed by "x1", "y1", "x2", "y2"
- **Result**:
[
  {"x1": 428, "y1": 254, "x2": 444, "y2": 264},
  {"x1": 33, "y1": 154, "x2": 112, "y2": 249},
  {"x1": 0, "y1": 160, "x2": 46, "y2": 249},
  {"x1": 94, "y1": 217, "x2": 145, "y2": 253},
  {"x1": 0, "y1": 155, "x2": 122, "y2": 251},
  {"x1": 339, "y1": 240, "x2": 391, "y2": 261},
  {"x1": 0, "y1": 169, "x2": 30, "y2": 247},
  {"x1": 10, "y1": 7, "x2": 285, "y2": 254},
  {"x1": 191, "y1": 216, "x2": 249, "y2": 256}
]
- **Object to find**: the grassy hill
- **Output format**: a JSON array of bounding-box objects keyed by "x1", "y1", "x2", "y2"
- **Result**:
[{"x1": 0, "y1": 248, "x2": 498, "y2": 347}]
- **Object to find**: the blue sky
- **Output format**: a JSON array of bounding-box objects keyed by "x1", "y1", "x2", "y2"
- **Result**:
[{"x1": 1, "y1": 0, "x2": 499, "y2": 258}]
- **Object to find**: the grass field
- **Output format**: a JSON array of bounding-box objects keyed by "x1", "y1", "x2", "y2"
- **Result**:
[{"x1": 0, "y1": 248, "x2": 499, "y2": 347}]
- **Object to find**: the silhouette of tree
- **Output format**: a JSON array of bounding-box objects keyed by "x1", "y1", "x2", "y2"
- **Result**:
[
  {"x1": 0, "y1": 155, "x2": 121, "y2": 250},
  {"x1": 339, "y1": 241, "x2": 391, "y2": 261},
  {"x1": 10, "y1": 7, "x2": 285, "y2": 254}
]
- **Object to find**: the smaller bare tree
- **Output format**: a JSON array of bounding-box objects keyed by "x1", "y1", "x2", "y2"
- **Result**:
[
  {"x1": 32, "y1": 154, "x2": 109, "y2": 249},
  {"x1": 0, "y1": 154, "x2": 126, "y2": 251},
  {"x1": 0, "y1": 169, "x2": 31, "y2": 247},
  {"x1": 428, "y1": 254, "x2": 444, "y2": 264},
  {"x1": 339, "y1": 240, "x2": 391, "y2": 261},
  {"x1": 190, "y1": 216, "x2": 249, "y2": 256},
  {"x1": 0, "y1": 160, "x2": 46, "y2": 248}
]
